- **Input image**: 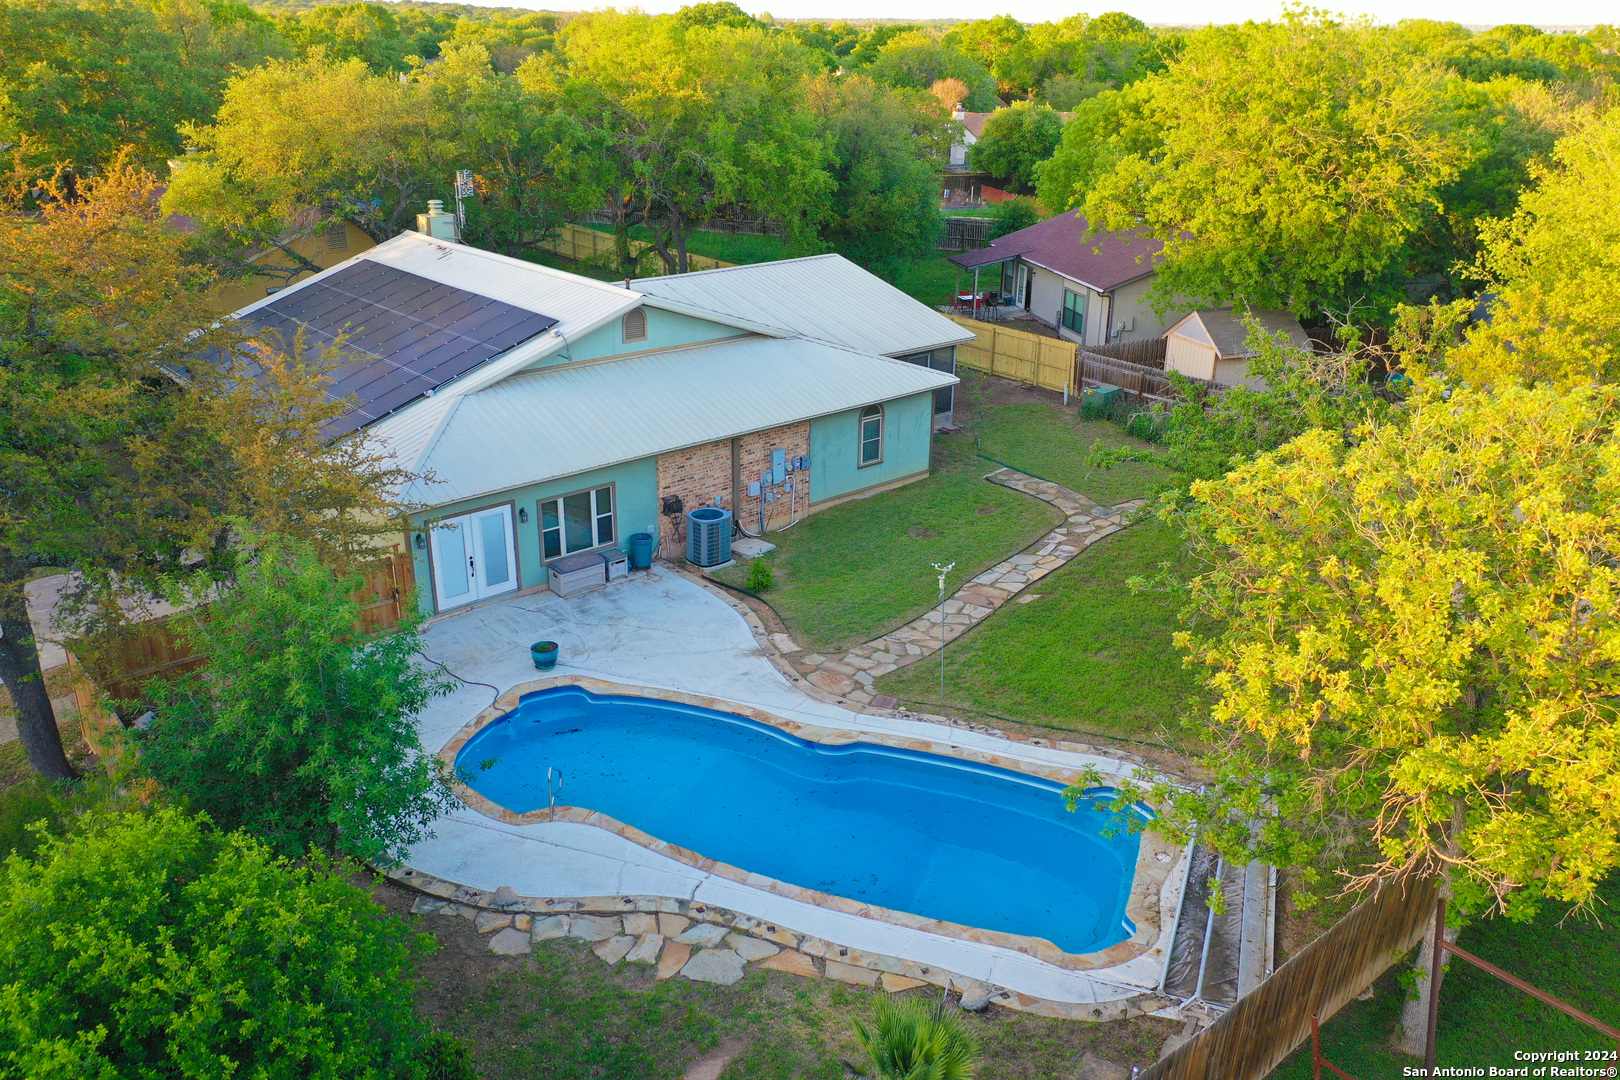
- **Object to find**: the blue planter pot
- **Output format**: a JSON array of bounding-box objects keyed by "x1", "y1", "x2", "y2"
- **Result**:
[{"x1": 530, "y1": 641, "x2": 559, "y2": 671}]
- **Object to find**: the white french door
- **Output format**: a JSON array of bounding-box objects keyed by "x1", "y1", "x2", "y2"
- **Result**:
[
  {"x1": 1015, "y1": 264, "x2": 1029, "y2": 309},
  {"x1": 430, "y1": 505, "x2": 518, "y2": 611}
]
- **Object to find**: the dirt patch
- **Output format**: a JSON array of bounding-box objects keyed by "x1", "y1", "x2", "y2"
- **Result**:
[
  {"x1": 958, "y1": 367, "x2": 1076, "y2": 416},
  {"x1": 906, "y1": 526, "x2": 937, "y2": 540},
  {"x1": 974, "y1": 506, "x2": 1000, "y2": 516}
]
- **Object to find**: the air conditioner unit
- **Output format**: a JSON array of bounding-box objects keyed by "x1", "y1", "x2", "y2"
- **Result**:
[{"x1": 686, "y1": 507, "x2": 732, "y2": 567}]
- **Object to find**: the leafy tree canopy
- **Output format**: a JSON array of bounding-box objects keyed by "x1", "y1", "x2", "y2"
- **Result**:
[
  {"x1": 0, "y1": 0, "x2": 245, "y2": 170},
  {"x1": 0, "y1": 806, "x2": 444, "y2": 1077},
  {"x1": 867, "y1": 30, "x2": 1000, "y2": 111},
  {"x1": 141, "y1": 534, "x2": 454, "y2": 864},
  {"x1": 1136, "y1": 380, "x2": 1620, "y2": 920},
  {"x1": 1444, "y1": 107, "x2": 1620, "y2": 388},
  {"x1": 967, "y1": 101, "x2": 1062, "y2": 193},
  {"x1": 805, "y1": 73, "x2": 950, "y2": 269},
  {"x1": 1051, "y1": 10, "x2": 1480, "y2": 319}
]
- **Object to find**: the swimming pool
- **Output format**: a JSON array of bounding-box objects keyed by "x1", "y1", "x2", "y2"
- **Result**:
[{"x1": 453, "y1": 685, "x2": 1146, "y2": 956}]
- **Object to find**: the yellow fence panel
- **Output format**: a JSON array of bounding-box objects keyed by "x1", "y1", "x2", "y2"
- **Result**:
[{"x1": 945, "y1": 314, "x2": 1076, "y2": 393}]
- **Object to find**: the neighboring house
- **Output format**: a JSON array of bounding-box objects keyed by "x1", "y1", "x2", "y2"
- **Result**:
[
  {"x1": 944, "y1": 106, "x2": 995, "y2": 205},
  {"x1": 948, "y1": 211, "x2": 1175, "y2": 348},
  {"x1": 1163, "y1": 308, "x2": 1311, "y2": 390},
  {"x1": 221, "y1": 231, "x2": 967, "y2": 615}
]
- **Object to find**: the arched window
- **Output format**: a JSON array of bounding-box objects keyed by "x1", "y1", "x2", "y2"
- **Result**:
[
  {"x1": 622, "y1": 307, "x2": 647, "y2": 343},
  {"x1": 858, "y1": 404, "x2": 884, "y2": 467}
]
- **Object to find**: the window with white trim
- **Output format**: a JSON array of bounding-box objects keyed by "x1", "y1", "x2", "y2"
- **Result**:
[
  {"x1": 1061, "y1": 289, "x2": 1085, "y2": 335},
  {"x1": 540, "y1": 485, "x2": 615, "y2": 560},
  {"x1": 859, "y1": 404, "x2": 884, "y2": 467}
]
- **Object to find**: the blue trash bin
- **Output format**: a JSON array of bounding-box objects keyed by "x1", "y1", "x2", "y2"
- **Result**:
[{"x1": 629, "y1": 532, "x2": 653, "y2": 570}]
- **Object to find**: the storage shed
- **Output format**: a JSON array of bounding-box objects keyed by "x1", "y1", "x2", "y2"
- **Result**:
[{"x1": 1162, "y1": 309, "x2": 1311, "y2": 390}]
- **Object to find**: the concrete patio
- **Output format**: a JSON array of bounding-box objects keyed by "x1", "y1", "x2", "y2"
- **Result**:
[{"x1": 407, "y1": 564, "x2": 1187, "y2": 1014}]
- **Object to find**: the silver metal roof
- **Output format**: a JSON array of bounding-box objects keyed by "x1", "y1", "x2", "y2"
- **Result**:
[
  {"x1": 402, "y1": 335, "x2": 956, "y2": 506},
  {"x1": 632, "y1": 254, "x2": 973, "y2": 358}
]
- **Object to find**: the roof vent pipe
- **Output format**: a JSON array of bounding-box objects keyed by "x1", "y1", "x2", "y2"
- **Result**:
[{"x1": 416, "y1": 199, "x2": 460, "y2": 243}]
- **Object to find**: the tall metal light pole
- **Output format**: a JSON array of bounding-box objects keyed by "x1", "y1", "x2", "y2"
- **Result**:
[{"x1": 932, "y1": 562, "x2": 955, "y2": 710}]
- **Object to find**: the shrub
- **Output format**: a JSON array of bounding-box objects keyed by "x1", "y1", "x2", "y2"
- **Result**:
[
  {"x1": 744, "y1": 557, "x2": 775, "y2": 592},
  {"x1": 987, "y1": 196, "x2": 1038, "y2": 239},
  {"x1": 0, "y1": 807, "x2": 440, "y2": 1078},
  {"x1": 854, "y1": 995, "x2": 979, "y2": 1080},
  {"x1": 139, "y1": 534, "x2": 455, "y2": 865}
]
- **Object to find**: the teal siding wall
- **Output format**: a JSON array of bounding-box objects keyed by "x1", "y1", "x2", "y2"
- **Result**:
[
  {"x1": 809, "y1": 391, "x2": 934, "y2": 503},
  {"x1": 409, "y1": 457, "x2": 660, "y2": 613},
  {"x1": 524, "y1": 305, "x2": 747, "y2": 371}
]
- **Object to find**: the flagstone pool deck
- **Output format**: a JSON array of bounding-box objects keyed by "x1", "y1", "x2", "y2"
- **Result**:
[{"x1": 406, "y1": 534, "x2": 1188, "y2": 1018}]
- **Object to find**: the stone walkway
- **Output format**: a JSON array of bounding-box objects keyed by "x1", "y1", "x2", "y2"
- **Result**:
[{"x1": 785, "y1": 469, "x2": 1145, "y2": 707}]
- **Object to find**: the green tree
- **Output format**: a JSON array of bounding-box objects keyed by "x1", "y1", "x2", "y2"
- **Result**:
[
  {"x1": 855, "y1": 995, "x2": 978, "y2": 1080},
  {"x1": 538, "y1": 12, "x2": 829, "y2": 274},
  {"x1": 422, "y1": 44, "x2": 576, "y2": 260},
  {"x1": 0, "y1": 0, "x2": 214, "y2": 169},
  {"x1": 806, "y1": 73, "x2": 949, "y2": 269},
  {"x1": 1031, "y1": 79, "x2": 1156, "y2": 212},
  {"x1": 867, "y1": 30, "x2": 999, "y2": 111},
  {"x1": 941, "y1": 14, "x2": 1026, "y2": 95},
  {"x1": 164, "y1": 52, "x2": 450, "y2": 270},
  {"x1": 0, "y1": 806, "x2": 445, "y2": 1077},
  {"x1": 986, "y1": 196, "x2": 1038, "y2": 239},
  {"x1": 141, "y1": 534, "x2": 454, "y2": 864},
  {"x1": 0, "y1": 158, "x2": 415, "y2": 779},
  {"x1": 1140, "y1": 380, "x2": 1620, "y2": 922},
  {"x1": 1446, "y1": 107, "x2": 1620, "y2": 387},
  {"x1": 1065, "y1": 11, "x2": 1479, "y2": 319},
  {"x1": 674, "y1": 1, "x2": 758, "y2": 29},
  {"x1": 276, "y1": 1, "x2": 414, "y2": 72},
  {"x1": 966, "y1": 101, "x2": 1062, "y2": 192}
]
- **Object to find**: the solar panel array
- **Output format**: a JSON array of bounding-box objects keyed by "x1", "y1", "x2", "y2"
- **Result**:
[{"x1": 240, "y1": 261, "x2": 558, "y2": 435}]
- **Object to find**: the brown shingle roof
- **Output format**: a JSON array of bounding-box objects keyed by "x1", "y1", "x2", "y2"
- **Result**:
[{"x1": 948, "y1": 212, "x2": 1162, "y2": 293}]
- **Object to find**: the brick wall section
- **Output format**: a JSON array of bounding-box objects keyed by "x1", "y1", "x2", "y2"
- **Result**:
[{"x1": 656, "y1": 422, "x2": 810, "y2": 542}]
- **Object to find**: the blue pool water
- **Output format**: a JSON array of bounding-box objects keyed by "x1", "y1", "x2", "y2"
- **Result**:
[{"x1": 455, "y1": 687, "x2": 1145, "y2": 954}]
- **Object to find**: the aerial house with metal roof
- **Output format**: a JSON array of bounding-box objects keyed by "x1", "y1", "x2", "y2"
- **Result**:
[{"x1": 222, "y1": 230, "x2": 968, "y2": 614}]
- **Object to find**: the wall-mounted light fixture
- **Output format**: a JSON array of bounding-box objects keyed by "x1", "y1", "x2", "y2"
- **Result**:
[
  {"x1": 518, "y1": 506, "x2": 529, "y2": 524},
  {"x1": 414, "y1": 532, "x2": 426, "y2": 551}
]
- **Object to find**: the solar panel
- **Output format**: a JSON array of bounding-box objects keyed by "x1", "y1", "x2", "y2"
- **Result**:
[{"x1": 238, "y1": 262, "x2": 558, "y2": 435}]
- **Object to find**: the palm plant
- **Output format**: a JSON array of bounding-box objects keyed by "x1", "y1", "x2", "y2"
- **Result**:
[{"x1": 853, "y1": 994, "x2": 979, "y2": 1080}]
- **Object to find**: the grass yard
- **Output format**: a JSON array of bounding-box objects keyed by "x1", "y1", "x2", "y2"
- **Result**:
[
  {"x1": 971, "y1": 399, "x2": 1170, "y2": 506},
  {"x1": 712, "y1": 435, "x2": 1060, "y2": 654},
  {"x1": 1272, "y1": 873, "x2": 1620, "y2": 1078},
  {"x1": 387, "y1": 882, "x2": 1178, "y2": 1080},
  {"x1": 875, "y1": 519, "x2": 1201, "y2": 744}
]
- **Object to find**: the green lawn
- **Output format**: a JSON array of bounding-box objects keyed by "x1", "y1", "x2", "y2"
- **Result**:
[
  {"x1": 876, "y1": 519, "x2": 1200, "y2": 743},
  {"x1": 1272, "y1": 874, "x2": 1620, "y2": 1078},
  {"x1": 970, "y1": 399, "x2": 1170, "y2": 506},
  {"x1": 712, "y1": 435, "x2": 1060, "y2": 654}
]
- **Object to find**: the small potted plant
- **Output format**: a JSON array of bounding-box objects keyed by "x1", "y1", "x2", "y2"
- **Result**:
[{"x1": 530, "y1": 640, "x2": 559, "y2": 671}]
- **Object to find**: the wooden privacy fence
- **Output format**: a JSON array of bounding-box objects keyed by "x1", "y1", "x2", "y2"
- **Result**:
[
  {"x1": 1140, "y1": 876, "x2": 1441, "y2": 1080},
  {"x1": 947, "y1": 314, "x2": 1078, "y2": 394},
  {"x1": 538, "y1": 223, "x2": 736, "y2": 272},
  {"x1": 1083, "y1": 337, "x2": 1167, "y2": 368},
  {"x1": 938, "y1": 217, "x2": 993, "y2": 252},
  {"x1": 68, "y1": 550, "x2": 417, "y2": 718},
  {"x1": 1078, "y1": 350, "x2": 1219, "y2": 406}
]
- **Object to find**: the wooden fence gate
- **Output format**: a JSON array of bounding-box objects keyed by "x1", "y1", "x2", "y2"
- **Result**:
[{"x1": 1140, "y1": 876, "x2": 1441, "y2": 1080}]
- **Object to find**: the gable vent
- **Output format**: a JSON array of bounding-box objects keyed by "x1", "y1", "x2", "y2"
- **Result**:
[
  {"x1": 326, "y1": 227, "x2": 349, "y2": 253},
  {"x1": 622, "y1": 307, "x2": 647, "y2": 343}
]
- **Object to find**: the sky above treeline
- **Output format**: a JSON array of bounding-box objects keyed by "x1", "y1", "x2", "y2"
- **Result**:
[{"x1": 542, "y1": 0, "x2": 1609, "y2": 26}]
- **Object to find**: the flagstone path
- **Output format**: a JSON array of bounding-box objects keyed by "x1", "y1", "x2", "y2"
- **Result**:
[{"x1": 775, "y1": 468, "x2": 1145, "y2": 708}]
